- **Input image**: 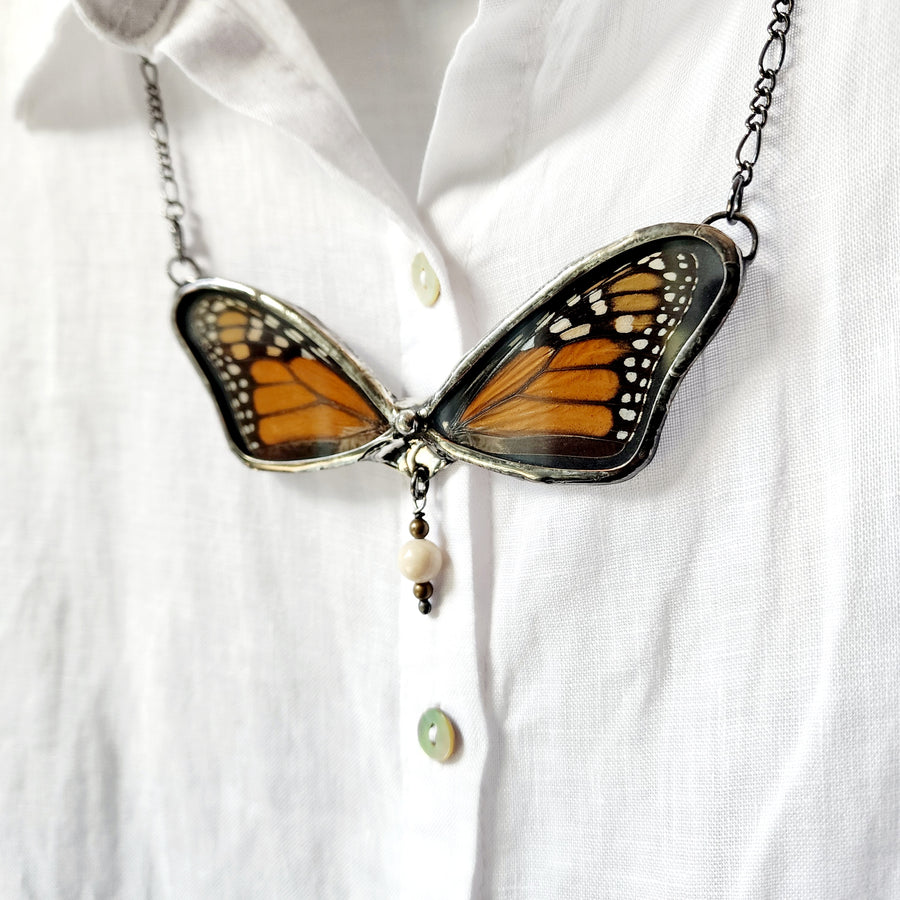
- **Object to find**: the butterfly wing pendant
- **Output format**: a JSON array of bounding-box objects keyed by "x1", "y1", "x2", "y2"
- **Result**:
[{"x1": 175, "y1": 222, "x2": 742, "y2": 484}]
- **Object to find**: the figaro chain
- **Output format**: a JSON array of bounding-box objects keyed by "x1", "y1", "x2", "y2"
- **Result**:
[
  {"x1": 139, "y1": 57, "x2": 201, "y2": 286},
  {"x1": 725, "y1": 0, "x2": 794, "y2": 221},
  {"x1": 139, "y1": 2, "x2": 793, "y2": 278}
]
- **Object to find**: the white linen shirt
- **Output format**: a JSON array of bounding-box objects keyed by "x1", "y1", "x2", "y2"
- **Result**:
[{"x1": 2, "y1": 0, "x2": 899, "y2": 897}]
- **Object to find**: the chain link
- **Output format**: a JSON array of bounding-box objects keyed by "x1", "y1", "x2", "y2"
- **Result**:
[
  {"x1": 139, "y1": 57, "x2": 201, "y2": 286},
  {"x1": 410, "y1": 465, "x2": 430, "y2": 513},
  {"x1": 725, "y1": 0, "x2": 794, "y2": 221}
]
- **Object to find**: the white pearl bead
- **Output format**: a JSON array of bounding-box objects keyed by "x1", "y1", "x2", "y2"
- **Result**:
[{"x1": 398, "y1": 539, "x2": 442, "y2": 583}]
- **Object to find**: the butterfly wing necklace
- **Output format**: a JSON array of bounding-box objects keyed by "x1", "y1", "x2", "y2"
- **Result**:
[{"x1": 139, "y1": 1, "x2": 794, "y2": 615}]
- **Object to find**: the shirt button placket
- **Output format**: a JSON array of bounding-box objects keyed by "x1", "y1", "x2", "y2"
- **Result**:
[
  {"x1": 397, "y1": 464, "x2": 485, "y2": 899},
  {"x1": 393, "y1": 234, "x2": 486, "y2": 899}
]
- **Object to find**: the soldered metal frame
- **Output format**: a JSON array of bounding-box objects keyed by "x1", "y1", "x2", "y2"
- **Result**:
[
  {"x1": 422, "y1": 222, "x2": 743, "y2": 483},
  {"x1": 174, "y1": 222, "x2": 743, "y2": 485}
]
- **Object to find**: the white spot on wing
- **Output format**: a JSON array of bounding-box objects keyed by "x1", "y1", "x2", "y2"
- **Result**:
[
  {"x1": 561, "y1": 324, "x2": 590, "y2": 341},
  {"x1": 549, "y1": 318, "x2": 571, "y2": 333}
]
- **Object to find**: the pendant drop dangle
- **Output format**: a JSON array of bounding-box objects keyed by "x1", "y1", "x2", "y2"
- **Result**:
[{"x1": 398, "y1": 465, "x2": 442, "y2": 614}]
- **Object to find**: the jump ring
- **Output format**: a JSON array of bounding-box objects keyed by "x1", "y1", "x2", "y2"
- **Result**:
[
  {"x1": 702, "y1": 212, "x2": 759, "y2": 264},
  {"x1": 167, "y1": 256, "x2": 202, "y2": 286}
]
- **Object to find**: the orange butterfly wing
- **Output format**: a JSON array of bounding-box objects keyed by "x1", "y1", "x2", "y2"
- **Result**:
[
  {"x1": 429, "y1": 228, "x2": 740, "y2": 479},
  {"x1": 455, "y1": 262, "x2": 687, "y2": 451},
  {"x1": 175, "y1": 285, "x2": 392, "y2": 467}
]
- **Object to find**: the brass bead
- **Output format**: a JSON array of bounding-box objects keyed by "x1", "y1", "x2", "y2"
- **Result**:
[
  {"x1": 418, "y1": 598, "x2": 432, "y2": 615},
  {"x1": 409, "y1": 516, "x2": 429, "y2": 539},
  {"x1": 413, "y1": 581, "x2": 434, "y2": 600}
]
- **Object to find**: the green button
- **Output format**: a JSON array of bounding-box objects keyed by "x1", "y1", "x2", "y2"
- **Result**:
[{"x1": 417, "y1": 707, "x2": 456, "y2": 761}]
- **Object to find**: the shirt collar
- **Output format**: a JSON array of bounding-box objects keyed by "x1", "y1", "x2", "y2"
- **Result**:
[
  {"x1": 16, "y1": 0, "x2": 435, "y2": 252},
  {"x1": 73, "y1": 0, "x2": 183, "y2": 54}
]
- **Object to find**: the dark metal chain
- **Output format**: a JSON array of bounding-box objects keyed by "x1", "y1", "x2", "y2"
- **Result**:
[
  {"x1": 139, "y1": 57, "x2": 201, "y2": 286},
  {"x1": 139, "y1": 4, "x2": 793, "y2": 273},
  {"x1": 726, "y1": 0, "x2": 794, "y2": 221}
]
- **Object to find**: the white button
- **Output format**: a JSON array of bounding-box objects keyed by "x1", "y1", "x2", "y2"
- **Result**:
[{"x1": 411, "y1": 252, "x2": 441, "y2": 307}]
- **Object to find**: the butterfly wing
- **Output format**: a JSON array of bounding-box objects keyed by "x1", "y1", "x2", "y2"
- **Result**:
[
  {"x1": 425, "y1": 223, "x2": 743, "y2": 482},
  {"x1": 174, "y1": 279, "x2": 396, "y2": 471}
]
